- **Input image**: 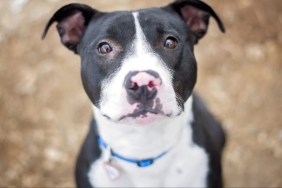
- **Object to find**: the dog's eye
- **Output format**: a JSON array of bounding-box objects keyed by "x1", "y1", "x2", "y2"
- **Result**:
[
  {"x1": 164, "y1": 37, "x2": 178, "y2": 49},
  {"x1": 98, "y1": 42, "x2": 112, "y2": 54}
]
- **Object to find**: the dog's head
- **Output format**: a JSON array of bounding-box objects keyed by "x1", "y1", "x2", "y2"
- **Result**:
[{"x1": 42, "y1": 0, "x2": 224, "y2": 125}]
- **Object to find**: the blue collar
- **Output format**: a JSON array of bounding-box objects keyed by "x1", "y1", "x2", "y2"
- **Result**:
[{"x1": 97, "y1": 136, "x2": 169, "y2": 168}]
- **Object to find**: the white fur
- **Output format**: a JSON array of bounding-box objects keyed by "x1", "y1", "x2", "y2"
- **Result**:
[
  {"x1": 88, "y1": 97, "x2": 209, "y2": 187},
  {"x1": 87, "y1": 12, "x2": 209, "y2": 187}
]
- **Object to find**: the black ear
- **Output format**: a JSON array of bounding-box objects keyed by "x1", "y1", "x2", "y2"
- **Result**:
[
  {"x1": 168, "y1": 0, "x2": 225, "y2": 43},
  {"x1": 42, "y1": 3, "x2": 98, "y2": 54}
]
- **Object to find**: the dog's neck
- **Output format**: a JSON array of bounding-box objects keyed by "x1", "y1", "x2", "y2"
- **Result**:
[{"x1": 92, "y1": 96, "x2": 194, "y2": 159}]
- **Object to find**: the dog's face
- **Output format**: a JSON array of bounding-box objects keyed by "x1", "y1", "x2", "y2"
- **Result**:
[
  {"x1": 81, "y1": 10, "x2": 197, "y2": 124},
  {"x1": 42, "y1": 0, "x2": 224, "y2": 125}
]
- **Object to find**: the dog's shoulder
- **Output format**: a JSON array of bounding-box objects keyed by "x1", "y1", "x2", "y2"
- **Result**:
[
  {"x1": 190, "y1": 94, "x2": 226, "y2": 188},
  {"x1": 191, "y1": 94, "x2": 226, "y2": 153}
]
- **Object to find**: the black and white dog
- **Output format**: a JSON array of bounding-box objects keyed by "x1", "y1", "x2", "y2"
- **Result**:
[{"x1": 42, "y1": 0, "x2": 226, "y2": 187}]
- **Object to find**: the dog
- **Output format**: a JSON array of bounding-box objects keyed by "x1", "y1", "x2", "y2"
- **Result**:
[{"x1": 42, "y1": 0, "x2": 226, "y2": 187}]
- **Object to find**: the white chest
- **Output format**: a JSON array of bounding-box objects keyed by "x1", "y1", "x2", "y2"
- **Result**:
[{"x1": 87, "y1": 125, "x2": 209, "y2": 187}]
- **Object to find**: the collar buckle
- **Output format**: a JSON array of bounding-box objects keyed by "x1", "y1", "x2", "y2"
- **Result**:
[{"x1": 137, "y1": 159, "x2": 154, "y2": 167}]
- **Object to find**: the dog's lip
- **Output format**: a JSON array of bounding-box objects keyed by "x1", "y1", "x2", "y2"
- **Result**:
[
  {"x1": 101, "y1": 110, "x2": 182, "y2": 122},
  {"x1": 118, "y1": 110, "x2": 171, "y2": 121},
  {"x1": 102, "y1": 109, "x2": 183, "y2": 122}
]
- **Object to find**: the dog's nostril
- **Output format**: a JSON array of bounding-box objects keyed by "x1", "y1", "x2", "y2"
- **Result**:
[
  {"x1": 148, "y1": 81, "x2": 155, "y2": 89},
  {"x1": 130, "y1": 82, "x2": 139, "y2": 90}
]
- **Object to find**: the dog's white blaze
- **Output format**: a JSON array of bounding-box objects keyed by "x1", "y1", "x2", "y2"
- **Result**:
[
  {"x1": 99, "y1": 12, "x2": 180, "y2": 121},
  {"x1": 132, "y1": 12, "x2": 150, "y2": 56}
]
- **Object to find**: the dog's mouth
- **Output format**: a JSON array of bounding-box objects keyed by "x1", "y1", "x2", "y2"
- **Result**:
[
  {"x1": 119, "y1": 109, "x2": 172, "y2": 121},
  {"x1": 101, "y1": 98, "x2": 183, "y2": 125},
  {"x1": 118, "y1": 102, "x2": 171, "y2": 124},
  {"x1": 102, "y1": 108, "x2": 182, "y2": 125}
]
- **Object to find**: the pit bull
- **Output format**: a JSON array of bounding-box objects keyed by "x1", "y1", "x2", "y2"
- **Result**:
[{"x1": 42, "y1": 0, "x2": 226, "y2": 187}]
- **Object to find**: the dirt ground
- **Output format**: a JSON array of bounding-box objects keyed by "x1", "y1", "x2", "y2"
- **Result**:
[{"x1": 0, "y1": 0, "x2": 281, "y2": 187}]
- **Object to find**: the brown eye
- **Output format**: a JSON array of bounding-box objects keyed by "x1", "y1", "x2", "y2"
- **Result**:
[
  {"x1": 164, "y1": 37, "x2": 178, "y2": 49},
  {"x1": 98, "y1": 42, "x2": 112, "y2": 54}
]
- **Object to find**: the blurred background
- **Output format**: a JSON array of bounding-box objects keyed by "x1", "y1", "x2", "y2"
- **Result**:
[{"x1": 0, "y1": 0, "x2": 281, "y2": 187}]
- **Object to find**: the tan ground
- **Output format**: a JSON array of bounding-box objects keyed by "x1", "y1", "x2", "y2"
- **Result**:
[{"x1": 0, "y1": 0, "x2": 281, "y2": 187}]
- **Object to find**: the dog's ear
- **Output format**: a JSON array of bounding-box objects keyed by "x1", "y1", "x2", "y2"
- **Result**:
[
  {"x1": 167, "y1": 0, "x2": 225, "y2": 44},
  {"x1": 42, "y1": 3, "x2": 98, "y2": 54}
]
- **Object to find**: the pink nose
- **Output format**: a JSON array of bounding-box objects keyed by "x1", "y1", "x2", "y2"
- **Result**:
[
  {"x1": 124, "y1": 70, "x2": 162, "y2": 102},
  {"x1": 130, "y1": 72, "x2": 161, "y2": 90}
]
